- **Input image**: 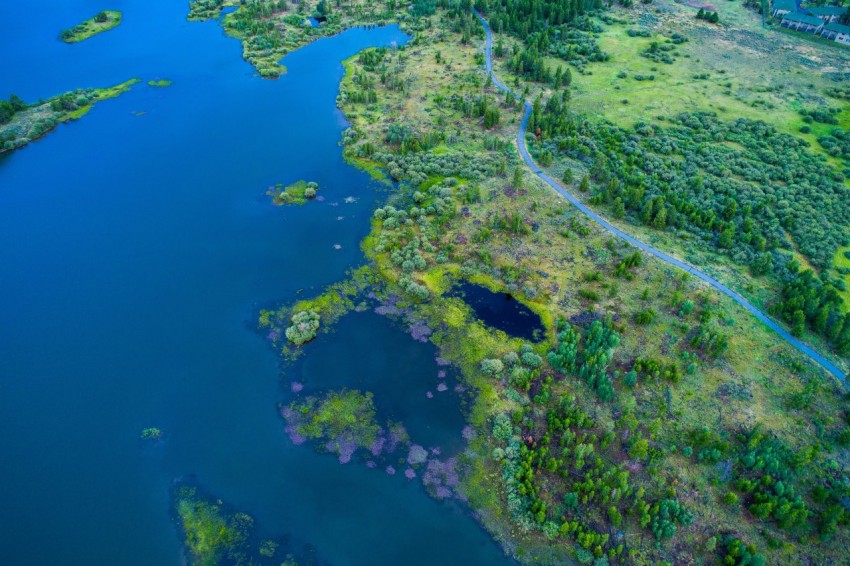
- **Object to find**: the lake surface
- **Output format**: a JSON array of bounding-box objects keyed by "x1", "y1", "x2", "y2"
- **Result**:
[
  {"x1": 450, "y1": 282, "x2": 545, "y2": 342},
  {"x1": 0, "y1": 2, "x2": 512, "y2": 564}
]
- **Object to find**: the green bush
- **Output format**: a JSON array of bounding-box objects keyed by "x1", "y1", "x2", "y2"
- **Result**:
[{"x1": 285, "y1": 310, "x2": 320, "y2": 346}]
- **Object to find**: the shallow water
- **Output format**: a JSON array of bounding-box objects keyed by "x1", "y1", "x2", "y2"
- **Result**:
[
  {"x1": 451, "y1": 282, "x2": 545, "y2": 342},
  {"x1": 0, "y1": 2, "x2": 512, "y2": 564}
]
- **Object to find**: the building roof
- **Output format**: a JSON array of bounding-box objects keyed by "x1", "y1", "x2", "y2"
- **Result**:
[
  {"x1": 807, "y1": 5, "x2": 847, "y2": 16},
  {"x1": 824, "y1": 21, "x2": 850, "y2": 34},
  {"x1": 772, "y1": 0, "x2": 797, "y2": 11},
  {"x1": 782, "y1": 11, "x2": 826, "y2": 25}
]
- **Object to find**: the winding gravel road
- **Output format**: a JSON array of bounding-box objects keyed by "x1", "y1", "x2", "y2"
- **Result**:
[{"x1": 474, "y1": 12, "x2": 846, "y2": 384}]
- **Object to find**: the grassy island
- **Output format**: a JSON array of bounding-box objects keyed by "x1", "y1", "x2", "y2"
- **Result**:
[
  {"x1": 216, "y1": 0, "x2": 850, "y2": 563},
  {"x1": 59, "y1": 10, "x2": 122, "y2": 43},
  {"x1": 268, "y1": 180, "x2": 319, "y2": 206},
  {"x1": 0, "y1": 79, "x2": 138, "y2": 154}
]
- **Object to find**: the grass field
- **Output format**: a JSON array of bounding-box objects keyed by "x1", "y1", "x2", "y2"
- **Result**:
[{"x1": 571, "y1": 1, "x2": 850, "y2": 158}]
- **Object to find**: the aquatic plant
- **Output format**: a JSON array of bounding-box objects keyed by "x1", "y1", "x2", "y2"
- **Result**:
[
  {"x1": 140, "y1": 427, "x2": 162, "y2": 440},
  {"x1": 408, "y1": 318, "x2": 432, "y2": 342},
  {"x1": 407, "y1": 444, "x2": 429, "y2": 465},
  {"x1": 174, "y1": 485, "x2": 252, "y2": 565},
  {"x1": 422, "y1": 457, "x2": 460, "y2": 499},
  {"x1": 283, "y1": 390, "x2": 380, "y2": 462}
]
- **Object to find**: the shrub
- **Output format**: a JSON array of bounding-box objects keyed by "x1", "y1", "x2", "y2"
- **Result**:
[
  {"x1": 285, "y1": 310, "x2": 320, "y2": 346},
  {"x1": 481, "y1": 358, "x2": 505, "y2": 376},
  {"x1": 521, "y1": 351, "x2": 542, "y2": 368},
  {"x1": 635, "y1": 309, "x2": 655, "y2": 325}
]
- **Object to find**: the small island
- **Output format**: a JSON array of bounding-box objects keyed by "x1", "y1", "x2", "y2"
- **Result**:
[
  {"x1": 140, "y1": 427, "x2": 162, "y2": 441},
  {"x1": 147, "y1": 79, "x2": 172, "y2": 88},
  {"x1": 0, "y1": 79, "x2": 138, "y2": 154},
  {"x1": 59, "y1": 11, "x2": 122, "y2": 43},
  {"x1": 268, "y1": 180, "x2": 319, "y2": 205}
]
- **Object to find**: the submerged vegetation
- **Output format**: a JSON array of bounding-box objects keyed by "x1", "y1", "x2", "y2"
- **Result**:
[
  {"x1": 59, "y1": 11, "x2": 122, "y2": 43},
  {"x1": 282, "y1": 390, "x2": 381, "y2": 462},
  {"x1": 199, "y1": 0, "x2": 850, "y2": 563},
  {"x1": 175, "y1": 485, "x2": 254, "y2": 565},
  {"x1": 140, "y1": 427, "x2": 162, "y2": 441},
  {"x1": 0, "y1": 79, "x2": 138, "y2": 154},
  {"x1": 173, "y1": 483, "x2": 301, "y2": 565}
]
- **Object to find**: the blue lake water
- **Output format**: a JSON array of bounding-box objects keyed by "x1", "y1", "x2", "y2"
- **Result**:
[
  {"x1": 0, "y1": 2, "x2": 512, "y2": 564},
  {"x1": 450, "y1": 282, "x2": 545, "y2": 342}
]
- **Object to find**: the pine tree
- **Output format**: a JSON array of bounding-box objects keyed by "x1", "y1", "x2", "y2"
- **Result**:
[
  {"x1": 612, "y1": 197, "x2": 626, "y2": 219},
  {"x1": 512, "y1": 167, "x2": 524, "y2": 189}
]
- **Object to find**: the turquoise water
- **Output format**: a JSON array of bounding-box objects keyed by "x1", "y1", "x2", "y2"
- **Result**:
[{"x1": 0, "y1": 2, "x2": 512, "y2": 564}]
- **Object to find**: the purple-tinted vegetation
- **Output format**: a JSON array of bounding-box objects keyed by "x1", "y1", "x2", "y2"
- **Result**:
[
  {"x1": 387, "y1": 424, "x2": 409, "y2": 453},
  {"x1": 280, "y1": 407, "x2": 307, "y2": 445},
  {"x1": 462, "y1": 426, "x2": 476, "y2": 442},
  {"x1": 407, "y1": 444, "x2": 429, "y2": 465},
  {"x1": 409, "y1": 319, "x2": 432, "y2": 343},
  {"x1": 330, "y1": 436, "x2": 358, "y2": 464},
  {"x1": 370, "y1": 434, "x2": 386, "y2": 457},
  {"x1": 422, "y1": 457, "x2": 460, "y2": 499}
]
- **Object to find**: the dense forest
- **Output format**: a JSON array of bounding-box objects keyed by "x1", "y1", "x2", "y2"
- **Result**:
[
  {"x1": 477, "y1": 0, "x2": 605, "y2": 34},
  {"x1": 523, "y1": 83, "x2": 850, "y2": 354}
]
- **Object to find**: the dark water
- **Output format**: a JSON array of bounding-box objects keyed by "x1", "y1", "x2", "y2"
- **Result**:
[
  {"x1": 0, "y1": 2, "x2": 511, "y2": 565},
  {"x1": 451, "y1": 282, "x2": 545, "y2": 341}
]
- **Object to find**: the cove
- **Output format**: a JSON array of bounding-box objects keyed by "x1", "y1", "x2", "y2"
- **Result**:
[
  {"x1": 450, "y1": 282, "x2": 546, "y2": 342},
  {"x1": 0, "y1": 2, "x2": 512, "y2": 564}
]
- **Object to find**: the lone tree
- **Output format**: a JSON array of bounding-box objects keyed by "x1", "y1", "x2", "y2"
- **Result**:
[{"x1": 512, "y1": 167, "x2": 524, "y2": 189}]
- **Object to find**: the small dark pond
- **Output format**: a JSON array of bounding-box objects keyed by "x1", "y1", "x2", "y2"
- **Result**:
[{"x1": 450, "y1": 282, "x2": 545, "y2": 342}]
